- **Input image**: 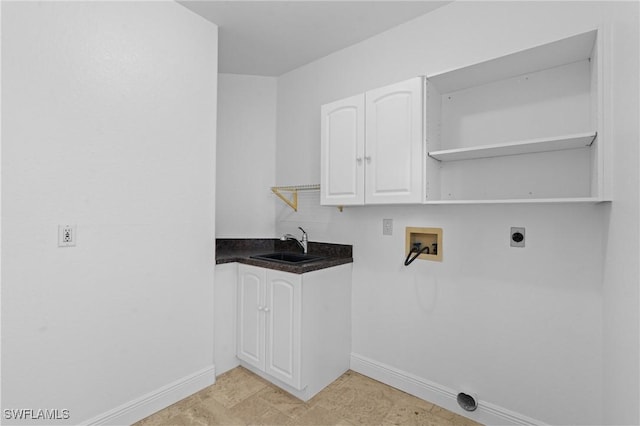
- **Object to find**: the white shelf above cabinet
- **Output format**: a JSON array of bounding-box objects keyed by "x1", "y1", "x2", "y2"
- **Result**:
[{"x1": 428, "y1": 132, "x2": 597, "y2": 162}]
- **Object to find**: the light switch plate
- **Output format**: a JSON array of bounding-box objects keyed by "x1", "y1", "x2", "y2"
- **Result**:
[{"x1": 383, "y1": 219, "x2": 393, "y2": 236}]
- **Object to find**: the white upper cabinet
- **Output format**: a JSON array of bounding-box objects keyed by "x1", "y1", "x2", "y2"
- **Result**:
[
  {"x1": 321, "y1": 29, "x2": 609, "y2": 206},
  {"x1": 365, "y1": 77, "x2": 424, "y2": 204},
  {"x1": 321, "y1": 77, "x2": 424, "y2": 206},
  {"x1": 320, "y1": 94, "x2": 365, "y2": 205}
]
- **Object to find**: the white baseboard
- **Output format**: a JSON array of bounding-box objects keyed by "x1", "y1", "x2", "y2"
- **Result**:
[
  {"x1": 350, "y1": 353, "x2": 546, "y2": 426},
  {"x1": 83, "y1": 365, "x2": 216, "y2": 426}
]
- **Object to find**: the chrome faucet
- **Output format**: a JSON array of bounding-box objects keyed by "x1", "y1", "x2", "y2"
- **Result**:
[{"x1": 281, "y1": 226, "x2": 308, "y2": 254}]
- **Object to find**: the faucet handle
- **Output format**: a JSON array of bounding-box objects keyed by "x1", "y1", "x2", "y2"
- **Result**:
[{"x1": 298, "y1": 227, "x2": 308, "y2": 241}]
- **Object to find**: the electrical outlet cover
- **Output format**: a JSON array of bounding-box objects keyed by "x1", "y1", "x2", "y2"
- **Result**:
[{"x1": 58, "y1": 224, "x2": 77, "y2": 247}]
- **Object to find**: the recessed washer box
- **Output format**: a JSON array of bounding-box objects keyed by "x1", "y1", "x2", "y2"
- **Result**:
[{"x1": 405, "y1": 227, "x2": 443, "y2": 262}]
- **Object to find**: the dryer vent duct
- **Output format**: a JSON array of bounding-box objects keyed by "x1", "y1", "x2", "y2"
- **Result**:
[{"x1": 457, "y1": 392, "x2": 478, "y2": 412}]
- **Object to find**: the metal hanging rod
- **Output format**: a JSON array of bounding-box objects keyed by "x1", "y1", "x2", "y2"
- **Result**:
[{"x1": 271, "y1": 184, "x2": 321, "y2": 192}]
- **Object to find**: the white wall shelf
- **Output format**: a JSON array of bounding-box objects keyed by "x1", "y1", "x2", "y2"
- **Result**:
[
  {"x1": 428, "y1": 132, "x2": 597, "y2": 162},
  {"x1": 319, "y1": 29, "x2": 609, "y2": 206},
  {"x1": 428, "y1": 30, "x2": 597, "y2": 94},
  {"x1": 423, "y1": 28, "x2": 608, "y2": 204},
  {"x1": 423, "y1": 197, "x2": 605, "y2": 205}
]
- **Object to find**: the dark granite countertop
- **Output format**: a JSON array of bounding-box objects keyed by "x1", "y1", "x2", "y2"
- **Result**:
[{"x1": 216, "y1": 238, "x2": 353, "y2": 274}]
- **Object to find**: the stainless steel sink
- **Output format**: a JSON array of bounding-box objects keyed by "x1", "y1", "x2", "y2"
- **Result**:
[{"x1": 250, "y1": 252, "x2": 325, "y2": 264}]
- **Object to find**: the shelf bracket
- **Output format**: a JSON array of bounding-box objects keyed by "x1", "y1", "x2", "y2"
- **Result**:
[
  {"x1": 271, "y1": 187, "x2": 299, "y2": 212},
  {"x1": 270, "y1": 184, "x2": 343, "y2": 212}
]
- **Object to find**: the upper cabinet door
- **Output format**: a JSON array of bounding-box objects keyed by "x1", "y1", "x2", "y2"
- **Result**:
[
  {"x1": 320, "y1": 94, "x2": 365, "y2": 206},
  {"x1": 365, "y1": 77, "x2": 424, "y2": 204}
]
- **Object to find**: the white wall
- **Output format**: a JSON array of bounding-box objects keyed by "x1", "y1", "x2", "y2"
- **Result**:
[
  {"x1": 214, "y1": 74, "x2": 277, "y2": 379},
  {"x1": 1, "y1": 2, "x2": 218, "y2": 424},
  {"x1": 275, "y1": 2, "x2": 638, "y2": 425},
  {"x1": 216, "y1": 73, "x2": 277, "y2": 237},
  {"x1": 602, "y1": 2, "x2": 640, "y2": 423}
]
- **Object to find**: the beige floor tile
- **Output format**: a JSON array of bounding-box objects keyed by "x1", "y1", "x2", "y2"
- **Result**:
[
  {"x1": 382, "y1": 400, "x2": 452, "y2": 426},
  {"x1": 314, "y1": 373, "x2": 398, "y2": 424},
  {"x1": 391, "y1": 390, "x2": 437, "y2": 412},
  {"x1": 203, "y1": 367, "x2": 268, "y2": 408},
  {"x1": 324, "y1": 369, "x2": 354, "y2": 389},
  {"x1": 345, "y1": 372, "x2": 409, "y2": 402},
  {"x1": 451, "y1": 412, "x2": 483, "y2": 426},
  {"x1": 135, "y1": 367, "x2": 482, "y2": 426},
  {"x1": 255, "y1": 385, "x2": 310, "y2": 419},
  {"x1": 147, "y1": 413, "x2": 193, "y2": 426},
  {"x1": 135, "y1": 411, "x2": 170, "y2": 426},
  {"x1": 305, "y1": 370, "x2": 354, "y2": 406},
  {"x1": 193, "y1": 396, "x2": 247, "y2": 425},
  {"x1": 228, "y1": 393, "x2": 294, "y2": 425},
  {"x1": 135, "y1": 393, "x2": 203, "y2": 425},
  {"x1": 182, "y1": 403, "x2": 246, "y2": 426},
  {"x1": 286, "y1": 405, "x2": 354, "y2": 426},
  {"x1": 423, "y1": 403, "x2": 482, "y2": 426},
  {"x1": 334, "y1": 420, "x2": 357, "y2": 426},
  {"x1": 166, "y1": 393, "x2": 205, "y2": 415},
  {"x1": 430, "y1": 404, "x2": 459, "y2": 422}
]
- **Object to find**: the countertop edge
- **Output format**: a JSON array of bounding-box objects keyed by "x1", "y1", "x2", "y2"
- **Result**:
[
  {"x1": 216, "y1": 255, "x2": 353, "y2": 274},
  {"x1": 215, "y1": 239, "x2": 353, "y2": 274}
]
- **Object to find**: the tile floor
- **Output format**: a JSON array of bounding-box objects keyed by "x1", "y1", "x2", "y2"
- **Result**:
[{"x1": 135, "y1": 367, "x2": 482, "y2": 426}]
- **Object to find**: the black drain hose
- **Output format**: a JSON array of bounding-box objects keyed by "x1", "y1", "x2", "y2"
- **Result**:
[{"x1": 404, "y1": 245, "x2": 431, "y2": 266}]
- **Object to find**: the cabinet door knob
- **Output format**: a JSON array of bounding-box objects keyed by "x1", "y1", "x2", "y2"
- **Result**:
[
  {"x1": 257, "y1": 306, "x2": 264, "y2": 311},
  {"x1": 263, "y1": 307, "x2": 270, "y2": 312},
  {"x1": 365, "y1": 156, "x2": 372, "y2": 163},
  {"x1": 356, "y1": 157, "x2": 363, "y2": 165}
]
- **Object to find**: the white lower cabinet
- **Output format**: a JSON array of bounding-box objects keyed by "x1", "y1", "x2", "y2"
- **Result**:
[
  {"x1": 237, "y1": 265, "x2": 302, "y2": 389},
  {"x1": 236, "y1": 263, "x2": 351, "y2": 401}
]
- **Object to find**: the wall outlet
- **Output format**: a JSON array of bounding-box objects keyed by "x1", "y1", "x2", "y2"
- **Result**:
[
  {"x1": 383, "y1": 219, "x2": 393, "y2": 236},
  {"x1": 58, "y1": 224, "x2": 77, "y2": 247},
  {"x1": 510, "y1": 227, "x2": 525, "y2": 247}
]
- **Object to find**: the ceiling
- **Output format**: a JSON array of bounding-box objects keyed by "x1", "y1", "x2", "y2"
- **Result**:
[{"x1": 178, "y1": 1, "x2": 451, "y2": 76}]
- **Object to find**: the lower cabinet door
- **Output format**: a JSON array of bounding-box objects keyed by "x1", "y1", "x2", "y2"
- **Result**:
[
  {"x1": 237, "y1": 265, "x2": 265, "y2": 371},
  {"x1": 264, "y1": 270, "x2": 302, "y2": 390}
]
